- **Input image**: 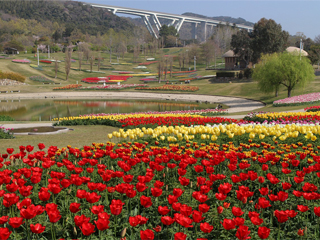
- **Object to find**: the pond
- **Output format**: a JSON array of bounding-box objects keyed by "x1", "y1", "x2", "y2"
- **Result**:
[{"x1": 0, "y1": 99, "x2": 220, "y2": 121}]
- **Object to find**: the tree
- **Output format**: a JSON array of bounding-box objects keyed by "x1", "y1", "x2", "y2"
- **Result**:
[
  {"x1": 253, "y1": 52, "x2": 314, "y2": 97},
  {"x1": 159, "y1": 25, "x2": 178, "y2": 47},
  {"x1": 308, "y1": 44, "x2": 320, "y2": 68},
  {"x1": 78, "y1": 51, "x2": 83, "y2": 71},
  {"x1": 314, "y1": 34, "x2": 320, "y2": 44},
  {"x1": 65, "y1": 47, "x2": 72, "y2": 81},
  {"x1": 201, "y1": 40, "x2": 215, "y2": 68},
  {"x1": 231, "y1": 29, "x2": 253, "y2": 66},
  {"x1": 251, "y1": 18, "x2": 289, "y2": 62},
  {"x1": 54, "y1": 57, "x2": 59, "y2": 79}
]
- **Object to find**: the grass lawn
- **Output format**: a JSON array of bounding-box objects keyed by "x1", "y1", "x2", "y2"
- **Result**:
[{"x1": 0, "y1": 125, "x2": 120, "y2": 153}]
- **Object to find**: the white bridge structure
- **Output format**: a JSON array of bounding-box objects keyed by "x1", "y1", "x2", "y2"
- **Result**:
[{"x1": 86, "y1": 3, "x2": 253, "y2": 39}]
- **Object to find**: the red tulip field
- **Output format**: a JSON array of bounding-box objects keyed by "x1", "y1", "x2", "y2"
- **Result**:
[{"x1": 0, "y1": 132, "x2": 320, "y2": 240}]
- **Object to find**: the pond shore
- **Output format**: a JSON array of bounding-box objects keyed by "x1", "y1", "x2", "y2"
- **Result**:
[{"x1": 0, "y1": 91, "x2": 265, "y2": 113}]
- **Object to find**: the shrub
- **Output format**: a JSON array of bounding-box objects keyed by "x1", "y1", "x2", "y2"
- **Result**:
[
  {"x1": 0, "y1": 71, "x2": 26, "y2": 82},
  {"x1": 244, "y1": 68, "x2": 253, "y2": 79},
  {"x1": 0, "y1": 115, "x2": 15, "y2": 121},
  {"x1": 216, "y1": 71, "x2": 236, "y2": 78},
  {"x1": 29, "y1": 76, "x2": 54, "y2": 83}
]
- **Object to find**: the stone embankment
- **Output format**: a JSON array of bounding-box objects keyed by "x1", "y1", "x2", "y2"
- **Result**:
[{"x1": 0, "y1": 79, "x2": 27, "y2": 86}]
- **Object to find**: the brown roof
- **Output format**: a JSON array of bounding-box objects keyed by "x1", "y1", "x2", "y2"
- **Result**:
[
  {"x1": 222, "y1": 50, "x2": 239, "y2": 58},
  {"x1": 286, "y1": 46, "x2": 308, "y2": 56}
]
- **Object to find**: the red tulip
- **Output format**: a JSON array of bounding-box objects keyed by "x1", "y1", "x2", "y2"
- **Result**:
[
  {"x1": 69, "y1": 203, "x2": 81, "y2": 213},
  {"x1": 297, "y1": 205, "x2": 309, "y2": 212},
  {"x1": 30, "y1": 223, "x2": 46, "y2": 234},
  {"x1": 74, "y1": 215, "x2": 90, "y2": 227},
  {"x1": 174, "y1": 232, "x2": 187, "y2": 240},
  {"x1": 86, "y1": 192, "x2": 101, "y2": 204},
  {"x1": 38, "y1": 188, "x2": 51, "y2": 202},
  {"x1": 161, "y1": 216, "x2": 175, "y2": 225},
  {"x1": 0, "y1": 216, "x2": 8, "y2": 225},
  {"x1": 274, "y1": 210, "x2": 288, "y2": 223},
  {"x1": 140, "y1": 195, "x2": 152, "y2": 208},
  {"x1": 140, "y1": 229, "x2": 154, "y2": 240},
  {"x1": 91, "y1": 205, "x2": 104, "y2": 214},
  {"x1": 200, "y1": 222, "x2": 213, "y2": 233},
  {"x1": 8, "y1": 217, "x2": 24, "y2": 228},
  {"x1": 80, "y1": 222, "x2": 95, "y2": 236},
  {"x1": 257, "y1": 226, "x2": 270, "y2": 239},
  {"x1": 0, "y1": 227, "x2": 12, "y2": 240},
  {"x1": 151, "y1": 187, "x2": 162, "y2": 197},
  {"x1": 20, "y1": 205, "x2": 37, "y2": 219},
  {"x1": 198, "y1": 203, "x2": 210, "y2": 213},
  {"x1": 158, "y1": 206, "x2": 170, "y2": 215},
  {"x1": 235, "y1": 225, "x2": 251, "y2": 240},
  {"x1": 232, "y1": 206, "x2": 244, "y2": 216},
  {"x1": 314, "y1": 207, "x2": 320, "y2": 217},
  {"x1": 38, "y1": 143, "x2": 45, "y2": 150},
  {"x1": 192, "y1": 210, "x2": 204, "y2": 223},
  {"x1": 174, "y1": 213, "x2": 193, "y2": 228},
  {"x1": 250, "y1": 216, "x2": 263, "y2": 225},
  {"x1": 217, "y1": 206, "x2": 223, "y2": 214},
  {"x1": 47, "y1": 210, "x2": 61, "y2": 223},
  {"x1": 110, "y1": 199, "x2": 125, "y2": 215},
  {"x1": 129, "y1": 216, "x2": 141, "y2": 227},
  {"x1": 94, "y1": 218, "x2": 110, "y2": 231},
  {"x1": 221, "y1": 219, "x2": 236, "y2": 230}
]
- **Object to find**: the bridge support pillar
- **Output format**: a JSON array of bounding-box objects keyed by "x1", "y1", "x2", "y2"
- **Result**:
[
  {"x1": 142, "y1": 15, "x2": 158, "y2": 39},
  {"x1": 192, "y1": 23, "x2": 198, "y2": 39}
]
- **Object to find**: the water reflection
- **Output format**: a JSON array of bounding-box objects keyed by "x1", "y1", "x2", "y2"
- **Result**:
[{"x1": 0, "y1": 99, "x2": 217, "y2": 121}]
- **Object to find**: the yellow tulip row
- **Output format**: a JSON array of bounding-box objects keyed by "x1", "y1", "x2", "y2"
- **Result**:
[
  {"x1": 107, "y1": 123, "x2": 320, "y2": 142},
  {"x1": 256, "y1": 111, "x2": 320, "y2": 118},
  {"x1": 53, "y1": 113, "x2": 204, "y2": 122}
]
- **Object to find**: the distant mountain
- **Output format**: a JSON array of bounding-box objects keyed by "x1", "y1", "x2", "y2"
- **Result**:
[
  {"x1": 0, "y1": 0, "x2": 136, "y2": 36},
  {"x1": 182, "y1": 12, "x2": 254, "y2": 27}
]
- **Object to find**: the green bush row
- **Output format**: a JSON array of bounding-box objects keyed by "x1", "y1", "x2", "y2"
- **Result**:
[{"x1": 0, "y1": 115, "x2": 15, "y2": 121}]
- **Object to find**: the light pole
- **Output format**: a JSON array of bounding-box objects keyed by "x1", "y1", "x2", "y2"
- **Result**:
[
  {"x1": 194, "y1": 56, "x2": 196, "y2": 71},
  {"x1": 37, "y1": 47, "x2": 39, "y2": 66}
]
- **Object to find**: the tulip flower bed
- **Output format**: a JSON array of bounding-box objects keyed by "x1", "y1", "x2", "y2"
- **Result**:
[
  {"x1": 40, "y1": 60, "x2": 51, "y2": 64},
  {"x1": 0, "y1": 127, "x2": 13, "y2": 139},
  {"x1": 305, "y1": 106, "x2": 320, "y2": 112},
  {"x1": 53, "y1": 113, "x2": 234, "y2": 129},
  {"x1": 242, "y1": 111, "x2": 320, "y2": 124},
  {"x1": 53, "y1": 84, "x2": 82, "y2": 90},
  {"x1": 273, "y1": 92, "x2": 320, "y2": 106},
  {"x1": 81, "y1": 76, "x2": 131, "y2": 84},
  {"x1": 77, "y1": 84, "x2": 148, "y2": 91},
  {"x1": 1, "y1": 125, "x2": 320, "y2": 240},
  {"x1": 12, "y1": 59, "x2": 31, "y2": 64},
  {"x1": 135, "y1": 85, "x2": 199, "y2": 92},
  {"x1": 139, "y1": 61, "x2": 158, "y2": 66}
]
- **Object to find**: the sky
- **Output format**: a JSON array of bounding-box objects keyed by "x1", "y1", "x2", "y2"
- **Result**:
[{"x1": 80, "y1": 0, "x2": 319, "y2": 40}]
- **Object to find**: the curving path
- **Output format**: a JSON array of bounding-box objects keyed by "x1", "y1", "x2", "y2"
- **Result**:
[{"x1": 0, "y1": 91, "x2": 265, "y2": 113}]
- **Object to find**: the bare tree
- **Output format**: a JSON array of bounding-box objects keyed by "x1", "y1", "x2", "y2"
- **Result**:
[
  {"x1": 54, "y1": 57, "x2": 59, "y2": 78},
  {"x1": 315, "y1": 34, "x2": 320, "y2": 44},
  {"x1": 89, "y1": 53, "x2": 94, "y2": 72},
  {"x1": 65, "y1": 47, "x2": 72, "y2": 81},
  {"x1": 158, "y1": 55, "x2": 165, "y2": 83},
  {"x1": 78, "y1": 51, "x2": 83, "y2": 71},
  {"x1": 78, "y1": 42, "x2": 91, "y2": 62},
  {"x1": 169, "y1": 56, "x2": 173, "y2": 78},
  {"x1": 178, "y1": 53, "x2": 183, "y2": 71},
  {"x1": 201, "y1": 40, "x2": 215, "y2": 68},
  {"x1": 97, "y1": 53, "x2": 102, "y2": 71}
]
